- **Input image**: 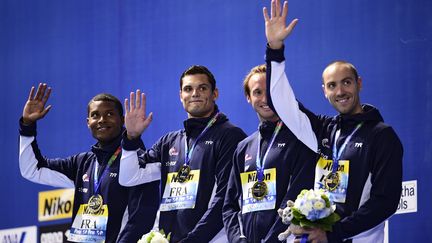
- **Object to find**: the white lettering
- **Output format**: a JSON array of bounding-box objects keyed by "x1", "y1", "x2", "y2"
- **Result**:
[{"x1": 40, "y1": 231, "x2": 62, "y2": 243}]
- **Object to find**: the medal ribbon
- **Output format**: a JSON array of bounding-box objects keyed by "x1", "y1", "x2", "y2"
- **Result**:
[
  {"x1": 255, "y1": 121, "x2": 283, "y2": 182},
  {"x1": 183, "y1": 113, "x2": 220, "y2": 166},
  {"x1": 93, "y1": 146, "x2": 121, "y2": 194},
  {"x1": 331, "y1": 122, "x2": 363, "y2": 173}
]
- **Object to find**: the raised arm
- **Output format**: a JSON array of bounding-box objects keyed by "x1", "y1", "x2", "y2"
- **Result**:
[
  {"x1": 19, "y1": 84, "x2": 74, "y2": 187},
  {"x1": 264, "y1": 0, "x2": 318, "y2": 152},
  {"x1": 124, "y1": 90, "x2": 153, "y2": 140},
  {"x1": 22, "y1": 83, "x2": 52, "y2": 125},
  {"x1": 119, "y1": 90, "x2": 161, "y2": 187},
  {"x1": 263, "y1": 0, "x2": 298, "y2": 50}
]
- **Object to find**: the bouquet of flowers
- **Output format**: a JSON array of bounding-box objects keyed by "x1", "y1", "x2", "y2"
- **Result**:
[
  {"x1": 137, "y1": 229, "x2": 171, "y2": 243},
  {"x1": 277, "y1": 189, "x2": 340, "y2": 241}
]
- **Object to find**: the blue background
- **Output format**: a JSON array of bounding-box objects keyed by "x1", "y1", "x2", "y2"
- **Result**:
[{"x1": 1, "y1": 0, "x2": 431, "y2": 242}]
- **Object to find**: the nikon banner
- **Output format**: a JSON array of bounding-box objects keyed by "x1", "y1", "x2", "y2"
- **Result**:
[{"x1": 39, "y1": 188, "x2": 74, "y2": 221}]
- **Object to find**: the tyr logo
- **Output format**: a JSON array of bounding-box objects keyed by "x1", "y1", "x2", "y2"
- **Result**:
[{"x1": 322, "y1": 138, "x2": 330, "y2": 149}]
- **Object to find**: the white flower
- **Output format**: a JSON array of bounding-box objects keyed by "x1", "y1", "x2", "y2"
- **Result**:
[
  {"x1": 150, "y1": 232, "x2": 169, "y2": 243},
  {"x1": 137, "y1": 232, "x2": 152, "y2": 243},
  {"x1": 279, "y1": 189, "x2": 340, "y2": 232},
  {"x1": 138, "y1": 230, "x2": 170, "y2": 243},
  {"x1": 313, "y1": 200, "x2": 325, "y2": 210},
  {"x1": 292, "y1": 189, "x2": 335, "y2": 221}
]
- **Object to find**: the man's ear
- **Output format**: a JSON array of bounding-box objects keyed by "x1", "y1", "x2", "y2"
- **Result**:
[
  {"x1": 86, "y1": 117, "x2": 90, "y2": 128},
  {"x1": 212, "y1": 88, "x2": 219, "y2": 101},
  {"x1": 322, "y1": 84, "x2": 328, "y2": 99},
  {"x1": 357, "y1": 77, "x2": 363, "y2": 90}
]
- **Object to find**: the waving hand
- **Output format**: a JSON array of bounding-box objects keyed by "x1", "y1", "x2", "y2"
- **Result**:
[
  {"x1": 124, "y1": 90, "x2": 153, "y2": 139},
  {"x1": 263, "y1": 0, "x2": 298, "y2": 49},
  {"x1": 22, "y1": 83, "x2": 52, "y2": 125}
]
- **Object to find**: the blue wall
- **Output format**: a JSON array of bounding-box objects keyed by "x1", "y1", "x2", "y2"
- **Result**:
[{"x1": 1, "y1": 0, "x2": 431, "y2": 242}]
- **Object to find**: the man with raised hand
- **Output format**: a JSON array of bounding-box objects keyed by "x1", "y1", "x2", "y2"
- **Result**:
[
  {"x1": 222, "y1": 64, "x2": 316, "y2": 243},
  {"x1": 119, "y1": 65, "x2": 246, "y2": 242},
  {"x1": 19, "y1": 83, "x2": 160, "y2": 242},
  {"x1": 263, "y1": 1, "x2": 403, "y2": 242}
]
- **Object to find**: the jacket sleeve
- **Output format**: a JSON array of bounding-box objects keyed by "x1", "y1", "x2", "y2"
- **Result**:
[
  {"x1": 19, "y1": 118, "x2": 75, "y2": 188},
  {"x1": 265, "y1": 46, "x2": 318, "y2": 153},
  {"x1": 117, "y1": 180, "x2": 160, "y2": 243},
  {"x1": 223, "y1": 147, "x2": 248, "y2": 243},
  {"x1": 181, "y1": 127, "x2": 247, "y2": 242},
  {"x1": 119, "y1": 132, "x2": 161, "y2": 187},
  {"x1": 327, "y1": 127, "x2": 403, "y2": 242}
]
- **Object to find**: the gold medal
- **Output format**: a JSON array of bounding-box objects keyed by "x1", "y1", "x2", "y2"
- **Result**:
[
  {"x1": 86, "y1": 194, "x2": 103, "y2": 214},
  {"x1": 324, "y1": 172, "x2": 340, "y2": 191},
  {"x1": 252, "y1": 181, "x2": 268, "y2": 200},
  {"x1": 177, "y1": 165, "x2": 191, "y2": 183}
]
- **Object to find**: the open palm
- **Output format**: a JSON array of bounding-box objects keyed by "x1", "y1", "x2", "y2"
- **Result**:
[
  {"x1": 263, "y1": 0, "x2": 298, "y2": 49},
  {"x1": 22, "y1": 83, "x2": 52, "y2": 124},
  {"x1": 124, "y1": 90, "x2": 153, "y2": 139}
]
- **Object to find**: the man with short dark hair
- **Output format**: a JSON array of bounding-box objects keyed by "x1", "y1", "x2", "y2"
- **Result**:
[
  {"x1": 119, "y1": 65, "x2": 247, "y2": 242},
  {"x1": 263, "y1": 1, "x2": 403, "y2": 242},
  {"x1": 19, "y1": 83, "x2": 160, "y2": 242}
]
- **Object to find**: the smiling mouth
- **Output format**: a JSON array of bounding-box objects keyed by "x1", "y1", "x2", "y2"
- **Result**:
[
  {"x1": 336, "y1": 97, "x2": 350, "y2": 103},
  {"x1": 97, "y1": 126, "x2": 110, "y2": 131}
]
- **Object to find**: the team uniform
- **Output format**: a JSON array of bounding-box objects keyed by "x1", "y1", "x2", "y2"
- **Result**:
[
  {"x1": 119, "y1": 109, "x2": 246, "y2": 242},
  {"x1": 223, "y1": 120, "x2": 316, "y2": 243},
  {"x1": 19, "y1": 119, "x2": 160, "y2": 243},
  {"x1": 265, "y1": 46, "x2": 403, "y2": 242}
]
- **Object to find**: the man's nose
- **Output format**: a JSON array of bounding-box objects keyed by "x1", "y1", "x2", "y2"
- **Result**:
[
  {"x1": 98, "y1": 115, "x2": 107, "y2": 123},
  {"x1": 192, "y1": 89, "x2": 200, "y2": 97},
  {"x1": 335, "y1": 84, "x2": 345, "y2": 96}
]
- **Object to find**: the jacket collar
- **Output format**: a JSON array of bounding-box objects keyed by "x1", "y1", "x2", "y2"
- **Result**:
[
  {"x1": 91, "y1": 128, "x2": 123, "y2": 164},
  {"x1": 183, "y1": 106, "x2": 226, "y2": 138}
]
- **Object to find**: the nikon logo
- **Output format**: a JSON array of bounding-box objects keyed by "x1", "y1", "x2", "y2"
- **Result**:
[
  {"x1": 43, "y1": 197, "x2": 72, "y2": 217},
  {"x1": 171, "y1": 174, "x2": 194, "y2": 183},
  {"x1": 39, "y1": 188, "x2": 74, "y2": 222}
]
